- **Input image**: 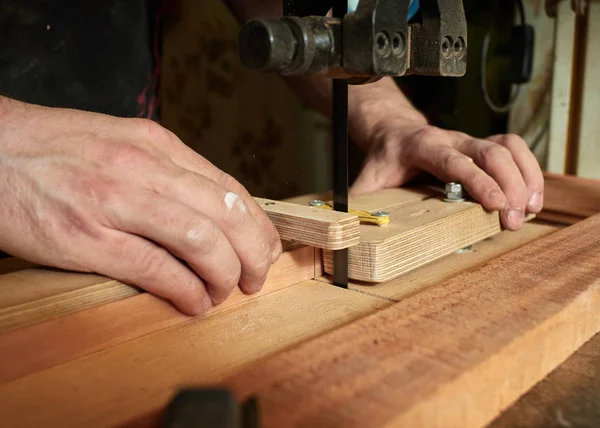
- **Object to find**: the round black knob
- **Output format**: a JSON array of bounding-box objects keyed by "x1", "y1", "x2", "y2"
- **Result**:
[{"x1": 238, "y1": 19, "x2": 297, "y2": 71}]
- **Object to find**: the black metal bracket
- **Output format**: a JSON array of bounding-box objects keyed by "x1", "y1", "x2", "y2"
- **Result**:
[{"x1": 238, "y1": 0, "x2": 468, "y2": 83}]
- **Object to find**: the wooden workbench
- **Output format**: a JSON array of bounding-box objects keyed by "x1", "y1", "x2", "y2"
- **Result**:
[{"x1": 0, "y1": 173, "x2": 599, "y2": 427}]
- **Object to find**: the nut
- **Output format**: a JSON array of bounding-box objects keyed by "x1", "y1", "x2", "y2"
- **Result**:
[{"x1": 444, "y1": 182, "x2": 464, "y2": 202}]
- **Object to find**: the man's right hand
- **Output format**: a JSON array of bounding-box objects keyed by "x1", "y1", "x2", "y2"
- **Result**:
[{"x1": 0, "y1": 97, "x2": 282, "y2": 315}]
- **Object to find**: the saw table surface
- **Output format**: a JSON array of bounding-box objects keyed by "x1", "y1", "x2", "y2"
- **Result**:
[{"x1": 1, "y1": 175, "x2": 600, "y2": 428}]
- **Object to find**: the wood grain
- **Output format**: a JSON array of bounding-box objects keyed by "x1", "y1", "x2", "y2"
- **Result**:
[
  {"x1": 323, "y1": 196, "x2": 506, "y2": 282},
  {"x1": 0, "y1": 280, "x2": 390, "y2": 428},
  {"x1": 256, "y1": 197, "x2": 360, "y2": 250},
  {"x1": 0, "y1": 246, "x2": 318, "y2": 384},
  {"x1": 0, "y1": 246, "x2": 319, "y2": 335},
  {"x1": 219, "y1": 214, "x2": 600, "y2": 428}
]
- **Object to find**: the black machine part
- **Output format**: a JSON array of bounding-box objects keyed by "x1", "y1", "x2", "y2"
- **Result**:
[
  {"x1": 163, "y1": 389, "x2": 259, "y2": 428},
  {"x1": 238, "y1": 0, "x2": 468, "y2": 84}
]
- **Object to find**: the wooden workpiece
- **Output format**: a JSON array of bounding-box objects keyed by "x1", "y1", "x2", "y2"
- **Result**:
[
  {"x1": 0, "y1": 174, "x2": 599, "y2": 427},
  {"x1": 221, "y1": 214, "x2": 600, "y2": 428}
]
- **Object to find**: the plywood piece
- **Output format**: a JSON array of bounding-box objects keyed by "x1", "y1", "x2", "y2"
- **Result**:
[
  {"x1": 349, "y1": 221, "x2": 560, "y2": 300},
  {"x1": 323, "y1": 197, "x2": 505, "y2": 282},
  {"x1": 0, "y1": 280, "x2": 390, "y2": 428},
  {"x1": 0, "y1": 246, "x2": 319, "y2": 335},
  {"x1": 219, "y1": 214, "x2": 600, "y2": 428},
  {"x1": 256, "y1": 197, "x2": 359, "y2": 250},
  {"x1": 0, "y1": 246, "x2": 319, "y2": 383}
]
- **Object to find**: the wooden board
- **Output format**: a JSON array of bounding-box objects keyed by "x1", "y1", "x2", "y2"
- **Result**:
[
  {"x1": 0, "y1": 280, "x2": 390, "y2": 428},
  {"x1": 540, "y1": 172, "x2": 600, "y2": 223},
  {"x1": 217, "y1": 214, "x2": 600, "y2": 428},
  {"x1": 257, "y1": 197, "x2": 359, "y2": 250},
  {"x1": 0, "y1": 246, "x2": 319, "y2": 335},
  {"x1": 323, "y1": 195, "x2": 505, "y2": 282}
]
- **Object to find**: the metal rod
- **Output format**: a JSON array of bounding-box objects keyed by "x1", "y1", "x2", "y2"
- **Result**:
[{"x1": 332, "y1": 0, "x2": 349, "y2": 288}]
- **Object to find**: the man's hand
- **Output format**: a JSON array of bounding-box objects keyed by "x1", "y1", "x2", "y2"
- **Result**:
[
  {"x1": 351, "y1": 122, "x2": 544, "y2": 231},
  {"x1": 0, "y1": 97, "x2": 282, "y2": 315}
]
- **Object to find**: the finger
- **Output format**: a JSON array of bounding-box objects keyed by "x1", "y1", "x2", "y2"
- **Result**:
[
  {"x1": 150, "y1": 170, "x2": 273, "y2": 294},
  {"x1": 404, "y1": 140, "x2": 508, "y2": 213},
  {"x1": 89, "y1": 229, "x2": 213, "y2": 316},
  {"x1": 107, "y1": 192, "x2": 242, "y2": 306},
  {"x1": 487, "y1": 134, "x2": 544, "y2": 213},
  {"x1": 166, "y1": 142, "x2": 282, "y2": 263},
  {"x1": 454, "y1": 138, "x2": 528, "y2": 230}
]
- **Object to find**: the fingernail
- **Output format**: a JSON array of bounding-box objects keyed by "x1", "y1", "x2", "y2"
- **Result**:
[
  {"x1": 528, "y1": 191, "x2": 543, "y2": 212},
  {"x1": 506, "y1": 209, "x2": 524, "y2": 230}
]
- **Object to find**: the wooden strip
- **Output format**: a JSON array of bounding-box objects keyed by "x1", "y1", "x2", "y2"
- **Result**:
[
  {"x1": 0, "y1": 280, "x2": 390, "y2": 428},
  {"x1": 256, "y1": 197, "x2": 359, "y2": 250},
  {"x1": 0, "y1": 269, "x2": 113, "y2": 310},
  {"x1": 536, "y1": 210, "x2": 583, "y2": 226},
  {"x1": 0, "y1": 280, "x2": 139, "y2": 333},
  {"x1": 546, "y1": 0, "x2": 577, "y2": 173},
  {"x1": 219, "y1": 214, "x2": 600, "y2": 428},
  {"x1": 575, "y1": 2, "x2": 600, "y2": 178},
  {"x1": 323, "y1": 197, "x2": 506, "y2": 282},
  {"x1": 543, "y1": 172, "x2": 600, "y2": 218},
  {"x1": 0, "y1": 246, "x2": 319, "y2": 335},
  {"x1": 349, "y1": 221, "x2": 560, "y2": 300},
  {"x1": 0, "y1": 246, "x2": 318, "y2": 384}
]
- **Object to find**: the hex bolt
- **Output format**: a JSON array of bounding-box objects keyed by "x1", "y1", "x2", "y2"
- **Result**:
[
  {"x1": 309, "y1": 200, "x2": 325, "y2": 207},
  {"x1": 444, "y1": 182, "x2": 465, "y2": 202}
]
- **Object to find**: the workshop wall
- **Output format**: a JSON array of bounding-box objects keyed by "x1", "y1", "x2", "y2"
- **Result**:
[{"x1": 160, "y1": 0, "x2": 332, "y2": 200}]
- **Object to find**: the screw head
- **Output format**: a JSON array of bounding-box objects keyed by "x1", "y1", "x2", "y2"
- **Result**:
[
  {"x1": 444, "y1": 182, "x2": 464, "y2": 202},
  {"x1": 309, "y1": 200, "x2": 325, "y2": 207},
  {"x1": 372, "y1": 211, "x2": 389, "y2": 218},
  {"x1": 264, "y1": 202, "x2": 275, "y2": 206}
]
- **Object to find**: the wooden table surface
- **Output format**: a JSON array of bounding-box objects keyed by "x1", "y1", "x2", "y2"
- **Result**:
[{"x1": 0, "y1": 181, "x2": 600, "y2": 428}]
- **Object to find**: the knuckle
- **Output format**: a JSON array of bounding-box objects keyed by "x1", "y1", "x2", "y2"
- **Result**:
[
  {"x1": 440, "y1": 151, "x2": 467, "y2": 172},
  {"x1": 182, "y1": 216, "x2": 221, "y2": 257},
  {"x1": 130, "y1": 246, "x2": 170, "y2": 280},
  {"x1": 130, "y1": 118, "x2": 171, "y2": 142},
  {"x1": 482, "y1": 144, "x2": 512, "y2": 163},
  {"x1": 218, "y1": 172, "x2": 248, "y2": 195}
]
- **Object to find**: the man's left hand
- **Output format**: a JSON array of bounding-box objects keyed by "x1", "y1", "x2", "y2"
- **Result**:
[{"x1": 351, "y1": 123, "x2": 544, "y2": 231}]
